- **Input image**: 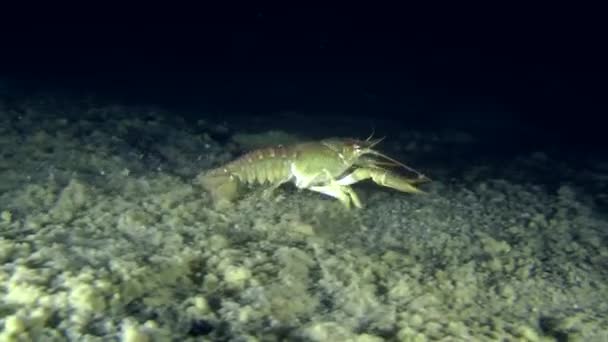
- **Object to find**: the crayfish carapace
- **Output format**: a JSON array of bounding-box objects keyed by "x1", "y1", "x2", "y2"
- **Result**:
[{"x1": 198, "y1": 136, "x2": 430, "y2": 209}]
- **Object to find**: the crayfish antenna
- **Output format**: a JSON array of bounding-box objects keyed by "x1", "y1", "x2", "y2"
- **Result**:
[
  {"x1": 365, "y1": 127, "x2": 376, "y2": 142},
  {"x1": 367, "y1": 136, "x2": 385, "y2": 148}
]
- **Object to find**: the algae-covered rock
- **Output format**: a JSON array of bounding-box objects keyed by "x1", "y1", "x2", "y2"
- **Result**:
[
  {"x1": 50, "y1": 179, "x2": 91, "y2": 221},
  {"x1": 223, "y1": 265, "x2": 252, "y2": 289},
  {"x1": 1, "y1": 93, "x2": 606, "y2": 341}
]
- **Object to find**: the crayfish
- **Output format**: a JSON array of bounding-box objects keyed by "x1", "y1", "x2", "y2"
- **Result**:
[{"x1": 198, "y1": 136, "x2": 430, "y2": 209}]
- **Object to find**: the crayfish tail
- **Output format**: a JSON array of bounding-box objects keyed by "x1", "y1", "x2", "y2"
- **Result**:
[{"x1": 197, "y1": 171, "x2": 240, "y2": 207}]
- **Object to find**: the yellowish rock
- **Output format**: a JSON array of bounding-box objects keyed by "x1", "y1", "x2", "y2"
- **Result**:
[
  {"x1": 3, "y1": 315, "x2": 26, "y2": 335},
  {"x1": 223, "y1": 265, "x2": 252, "y2": 288}
]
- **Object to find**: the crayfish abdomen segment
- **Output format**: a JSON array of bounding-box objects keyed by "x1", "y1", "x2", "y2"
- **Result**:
[
  {"x1": 198, "y1": 145, "x2": 295, "y2": 206},
  {"x1": 230, "y1": 146, "x2": 293, "y2": 186}
]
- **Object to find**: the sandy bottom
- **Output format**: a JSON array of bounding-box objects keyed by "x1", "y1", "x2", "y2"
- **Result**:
[{"x1": 1, "y1": 97, "x2": 607, "y2": 341}]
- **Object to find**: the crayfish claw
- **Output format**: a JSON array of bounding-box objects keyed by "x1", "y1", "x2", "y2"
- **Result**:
[{"x1": 371, "y1": 169, "x2": 425, "y2": 194}]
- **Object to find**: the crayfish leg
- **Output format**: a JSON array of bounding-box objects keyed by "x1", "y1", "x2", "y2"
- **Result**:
[
  {"x1": 308, "y1": 184, "x2": 362, "y2": 209},
  {"x1": 260, "y1": 180, "x2": 288, "y2": 200}
]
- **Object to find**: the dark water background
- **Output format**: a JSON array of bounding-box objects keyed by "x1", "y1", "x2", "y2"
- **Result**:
[{"x1": 1, "y1": 6, "x2": 605, "y2": 159}]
